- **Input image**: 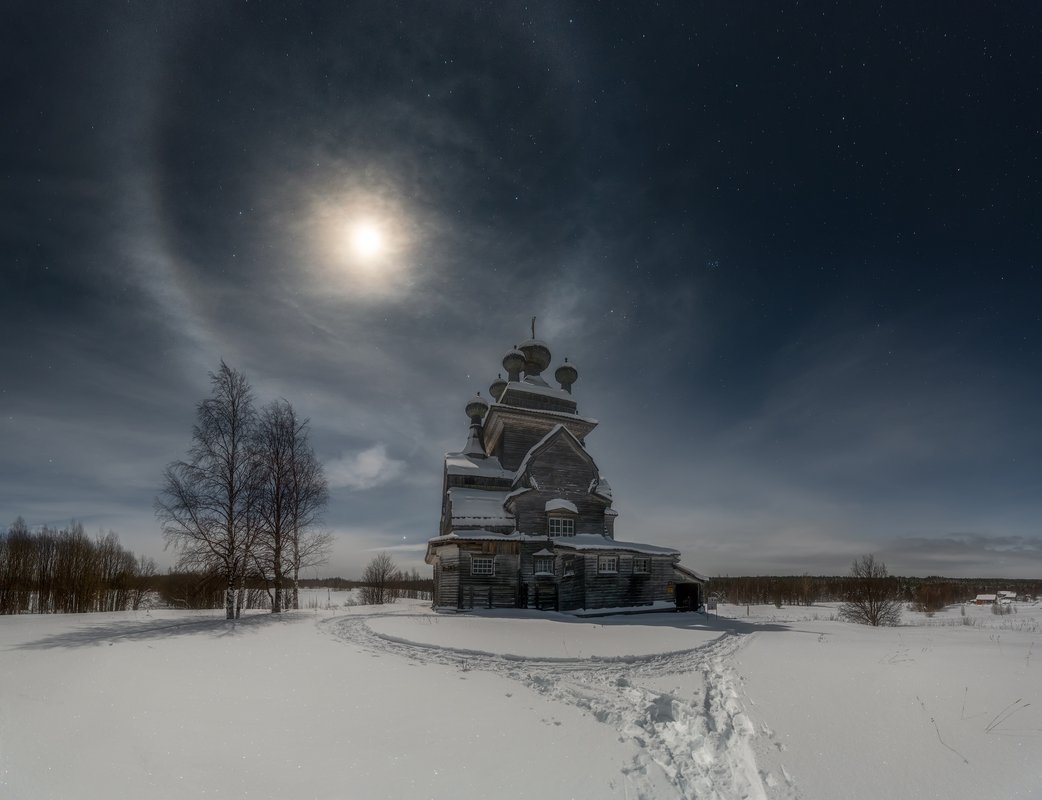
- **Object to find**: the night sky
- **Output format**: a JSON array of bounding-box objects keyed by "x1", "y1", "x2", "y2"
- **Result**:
[{"x1": 3, "y1": 2, "x2": 1041, "y2": 579}]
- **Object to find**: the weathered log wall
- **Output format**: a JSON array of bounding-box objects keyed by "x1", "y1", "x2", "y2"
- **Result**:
[{"x1": 512, "y1": 436, "x2": 611, "y2": 536}]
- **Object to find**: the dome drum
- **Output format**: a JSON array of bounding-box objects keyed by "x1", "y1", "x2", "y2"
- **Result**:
[{"x1": 464, "y1": 393, "x2": 489, "y2": 423}]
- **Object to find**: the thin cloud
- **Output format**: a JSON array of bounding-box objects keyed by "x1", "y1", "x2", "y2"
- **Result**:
[{"x1": 326, "y1": 444, "x2": 406, "y2": 491}]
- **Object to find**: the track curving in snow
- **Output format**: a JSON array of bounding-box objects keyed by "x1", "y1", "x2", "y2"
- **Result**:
[{"x1": 325, "y1": 613, "x2": 798, "y2": 800}]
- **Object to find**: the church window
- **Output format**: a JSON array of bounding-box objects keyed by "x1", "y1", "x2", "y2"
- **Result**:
[
  {"x1": 598, "y1": 556, "x2": 618, "y2": 574},
  {"x1": 633, "y1": 558, "x2": 650, "y2": 574},
  {"x1": 471, "y1": 556, "x2": 495, "y2": 576},
  {"x1": 534, "y1": 556, "x2": 554, "y2": 574},
  {"x1": 548, "y1": 517, "x2": 575, "y2": 537}
]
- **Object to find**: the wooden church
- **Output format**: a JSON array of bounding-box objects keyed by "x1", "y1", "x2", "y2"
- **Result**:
[{"x1": 425, "y1": 331, "x2": 705, "y2": 613}]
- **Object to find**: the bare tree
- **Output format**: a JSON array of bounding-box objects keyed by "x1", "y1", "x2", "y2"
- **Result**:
[
  {"x1": 251, "y1": 400, "x2": 330, "y2": 612},
  {"x1": 155, "y1": 362, "x2": 260, "y2": 619},
  {"x1": 287, "y1": 445, "x2": 327, "y2": 608},
  {"x1": 130, "y1": 555, "x2": 157, "y2": 610},
  {"x1": 839, "y1": 554, "x2": 902, "y2": 626},
  {"x1": 0, "y1": 517, "x2": 35, "y2": 614},
  {"x1": 289, "y1": 529, "x2": 332, "y2": 610},
  {"x1": 285, "y1": 418, "x2": 329, "y2": 610},
  {"x1": 252, "y1": 400, "x2": 295, "y2": 612},
  {"x1": 359, "y1": 553, "x2": 397, "y2": 605}
]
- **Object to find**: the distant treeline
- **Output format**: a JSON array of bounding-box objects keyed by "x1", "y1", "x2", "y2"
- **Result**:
[
  {"x1": 156, "y1": 571, "x2": 435, "y2": 608},
  {"x1": 1, "y1": 518, "x2": 436, "y2": 613},
  {"x1": 297, "y1": 572, "x2": 435, "y2": 600},
  {"x1": 0, "y1": 518, "x2": 156, "y2": 614},
  {"x1": 711, "y1": 575, "x2": 1042, "y2": 610}
]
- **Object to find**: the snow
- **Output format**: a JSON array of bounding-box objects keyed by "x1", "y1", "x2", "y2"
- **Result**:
[
  {"x1": 2, "y1": 595, "x2": 1041, "y2": 799},
  {"x1": 552, "y1": 533, "x2": 682, "y2": 555},
  {"x1": 444, "y1": 452, "x2": 513, "y2": 479},
  {"x1": 674, "y1": 564, "x2": 710, "y2": 583},
  {"x1": 503, "y1": 485, "x2": 532, "y2": 503},
  {"x1": 366, "y1": 609, "x2": 720, "y2": 658},
  {"x1": 427, "y1": 529, "x2": 520, "y2": 546},
  {"x1": 501, "y1": 378, "x2": 575, "y2": 402},
  {"x1": 545, "y1": 497, "x2": 578, "y2": 513},
  {"x1": 590, "y1": 475, "x2": 614, "y2": 501},
  {"x1": 717, "y1": 601, "x2": 1042, "y2": 799},
  {"x1": 430, "y1": 531, "x2": 682, "y2": 556},
  {"x1": 446, "y1": 486, "x2": 514, "y2": 526}
]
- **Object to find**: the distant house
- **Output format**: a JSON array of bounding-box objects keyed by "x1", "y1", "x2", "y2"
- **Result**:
[
  {"x1": 426, "y1": 333, "x2": 706, "y2": 614},
  {"x1": 974, "y1": 594, "x2": 997, "y2": 605},
  {"x1": 997, "y1": 591, "x2": 1017, "y2": 602}
]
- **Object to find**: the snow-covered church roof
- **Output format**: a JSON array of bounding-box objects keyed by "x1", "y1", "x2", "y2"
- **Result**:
[
  {"x1": 444, "y1": 452, "x2": 513, "y2": 480},
  {"x1": 446, "y1": 487, "x2": 514, "y2": 528}
]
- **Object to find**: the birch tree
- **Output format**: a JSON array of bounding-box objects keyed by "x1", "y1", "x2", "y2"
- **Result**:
[
  {"x1": 253, "y1": 400, "x2": 295, "y2": 613},
  {"x1": 253, "y1": 400, "x2": 330, "y2": 612},
  {"x1": 285, "y1": 416, "x2": 329, "y2": 610},
  {"x1": 155, "y1": 362, "x2": 260, "y2": 619}
]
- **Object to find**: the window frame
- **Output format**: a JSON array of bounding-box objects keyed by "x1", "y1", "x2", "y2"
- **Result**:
[
  {"x1": 471, "y1": 556, "x2": 495, "y2": 576},
  {"x1": 548, "y1": 516, "x2": 575, "y2": 537},
  {"x1": 597, "y1": 556, "x2": 618, "y2": 574},
  {"x1": 633, "y1": 557, "x2": 650, "y2": 574},
  {"x1": 533, "y1": 556, "x2": 555, "y2": 575}
]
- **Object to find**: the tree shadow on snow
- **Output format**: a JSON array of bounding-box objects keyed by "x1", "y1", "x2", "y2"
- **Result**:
[
  {"x1": 11, "y1": 611, "x2": 302, "y2": 650},
  {"x1": 465, "y1": 608, "x2": 792, "y2": 635}
]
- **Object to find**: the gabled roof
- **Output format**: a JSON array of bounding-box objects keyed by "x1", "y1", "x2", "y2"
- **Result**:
[{"x1": 512, "y1": 424, "x2": 596, "y2": 488}]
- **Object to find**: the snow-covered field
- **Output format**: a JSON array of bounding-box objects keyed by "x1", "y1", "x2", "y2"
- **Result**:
[{"x1": 2, "y1": 593, "x2": 1040, "y2": 799}]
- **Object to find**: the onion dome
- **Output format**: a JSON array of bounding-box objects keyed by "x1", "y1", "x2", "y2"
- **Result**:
[
  {"x1": 502, "y1": 346, "x2": 526, "y2": 381},
  {"x1": 489, "y1": 373, "x2": 507, "y2": 401},
  {"x1": 554, "y1": 357, "x2": 579, "y2": 393},
  {"x1": 518, "y1": 338, "x2": 551, "y2": 376},
  {"x1": 464, "y1": 393, "x2": 489, "y2": 423}
]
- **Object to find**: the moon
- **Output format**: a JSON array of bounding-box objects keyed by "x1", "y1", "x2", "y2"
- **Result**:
[{"x1": 350, "y1": 221, "x2": 384, "y2": 258}]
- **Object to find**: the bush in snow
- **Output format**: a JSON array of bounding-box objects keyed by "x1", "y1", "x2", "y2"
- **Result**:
[
  {"x1": 359, "y1": 553, "x2": 398, "y2": 605},
  {"x1": 839, "y1": 554, "x2": 902, "y2": 627}
]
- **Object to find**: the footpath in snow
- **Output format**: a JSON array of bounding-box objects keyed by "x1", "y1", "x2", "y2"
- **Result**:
[
  {"x1": 3, "y1": 596, "x2": 1041, "y2": 799},
  {"x1": 332, "y1": 607, "x2": 789, "y2": 800}
]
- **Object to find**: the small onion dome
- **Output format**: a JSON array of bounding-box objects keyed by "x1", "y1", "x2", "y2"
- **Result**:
[
  {"x1": 489, "y1": 373, "x2": 507, "y2": 401},
  {"x1": 554, "y1": 357, "x2": 579, "y2": 393},
  {"x1": 502, "y1": 346, "x2": 526, "y2": 381},
  {"x1": 464, "y1": 393, "x2": 489, "y2": 423},
  {"x1": 518, "y1": 338, "x2": 551, "y2": 375}
]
